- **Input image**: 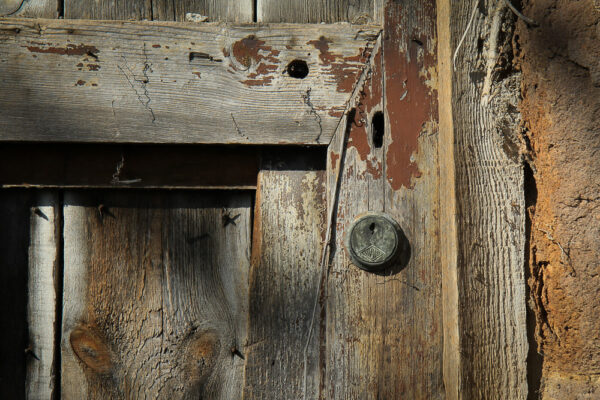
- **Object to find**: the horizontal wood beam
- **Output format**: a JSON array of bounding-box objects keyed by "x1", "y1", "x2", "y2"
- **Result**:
[
  {"x1": 0, "y1": 18, "x2": 380, "y2": 144},
  {"x1": 0, "y1": 143, "x2": 326, "y2": 189}
]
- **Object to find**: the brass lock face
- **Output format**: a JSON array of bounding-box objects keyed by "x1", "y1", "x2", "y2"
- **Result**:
[{"x1": 345, "y1": 212, "x2": 403, "y2": 271}]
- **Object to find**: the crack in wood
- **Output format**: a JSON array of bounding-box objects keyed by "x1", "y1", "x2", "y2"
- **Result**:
[
  {"x1": 117, "y1": 48, "x2": 155, "y2": 123},
  {"x1": 302, "y1": 88, "x2": 322, "y2": 143},
  {"x1": 230, "y1": 113, "x2": 249, "y2": 140}
]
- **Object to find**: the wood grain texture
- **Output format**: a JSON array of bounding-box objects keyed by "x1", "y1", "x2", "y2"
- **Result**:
[
  {"x1": 450, "y1": 0, "x2": 528, "y2": 398},
  {"x1": 61, "y1": 191, "x2": 251, "y2": 399},
  {"x1": 325, "y1": 42, "x2": 391, "y2": 400},
  {"x1": 437, "y1": 1, "x2": 460, "y2": 398},
  {"x1": 324, "y1": 1, "x2": 443, "y2": 398},
  {"x1": 64, "y1": 0, "x2": 151, "y2": 20},
  {"x1": 257, "y1": 0, "x2": 374, "y2": 23},
  {"x1": 64, "y1": 0, "x2": 252, "y2": 22},
  {"x1": 153, "y1": 0, "x2": 253, "y2": 22},
  {"x1": 0, "y1": 18, "x2": 379, "y2": 144},
  {"x1": 0, "y1": 0, "x2": 57, "y2": 18},
  {"x1": 381, "y1": 2, "x2": 443, "y2": 395},
  {"x1": 26, "y1": 191, "x2": 60, "y2": 400},
  {"x1": 243, "y1": 168, "x2": 326, "y2": 399}
]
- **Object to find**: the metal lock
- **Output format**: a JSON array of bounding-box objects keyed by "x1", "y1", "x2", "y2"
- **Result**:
[{"x1": 345, "y1": 212, "x2": 403, "y2": 272}]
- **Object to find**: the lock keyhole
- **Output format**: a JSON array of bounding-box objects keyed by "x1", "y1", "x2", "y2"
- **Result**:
[{"x1": 345, "y1": 212, "x2": 405, "y2": 272}]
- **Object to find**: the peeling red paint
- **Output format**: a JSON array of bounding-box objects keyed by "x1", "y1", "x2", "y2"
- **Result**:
[
  {"x1": 383, "y1": 3, "x2": 437, "y2": 190},
  {"x1": 152, "y1": 44, "x2": 161, "y2": 48},
  {"x1": 25, "y1": 43, "x2": 99, "y2": 57},
  {"x1": 345, "y1": 46, "x2": 384, "y2": 180},
  {"x1": 87, "y1": 64, "x2": 100, "y2": 71},
  {"x1": 193, "y1": 72, "x2": 201, "y2": 78},
  {"x1": 76, "y1": 80, "x2": 85, "y2": 86},
  {"x1": 230, "y1": 35, "x2": 281, "y2": 87},
  {"x1": 307, "y1": 37, "x2": 372, "y2": 93},
  {"x1": 330, "y1": 152, "x2": 340, "y2": 171},
  {"x1": 365, "y1": 159, "x2": 383, "y2": 180},
  {"x1": 244, "y1": 62, "x2": 278, "y2": 86},
  {"x1": 308, "y1": 36, "x2": 336, "y2": 63},
  {"x1": 347, "y1": 110, "x2": 371, "y2": 161}
]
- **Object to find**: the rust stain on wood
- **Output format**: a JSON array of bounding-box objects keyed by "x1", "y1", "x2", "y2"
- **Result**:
[
  {"x1": 25, "y1": 43, "x2": 99, "y2": 57},
  {"x1": 307, "y1": 36, "x2": 372, "y2": 93},
  {"x1": 383, "y1": 4, "x2": 437, "y2": 190}
]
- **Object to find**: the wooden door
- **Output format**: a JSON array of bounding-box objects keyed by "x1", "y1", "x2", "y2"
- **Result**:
[{"x1": 0, "y1": 0, "x2": 487, "y2": 399}]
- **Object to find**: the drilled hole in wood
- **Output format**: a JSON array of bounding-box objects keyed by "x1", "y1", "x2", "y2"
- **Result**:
[
  {"x1": 286, "y1": 60, "x2": 309, "y2": 79},
  {"x1": 372, "y1": 111, "x2": 384, "y2": 148}
]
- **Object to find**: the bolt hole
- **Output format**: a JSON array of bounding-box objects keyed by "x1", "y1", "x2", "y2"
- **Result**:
[
  {"x1": 372, "y1": 111, "x2": 384, "y2": 148},
  {"x1": 286, "y1": 59, "x2": 309, "y2": 79},
  {"x1": 369, "y1": 222, "x2": 376, "y2": 233}
]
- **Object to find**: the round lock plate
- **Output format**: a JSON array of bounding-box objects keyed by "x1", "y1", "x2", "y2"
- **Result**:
[{"x1": 345, "y1": 213, "x2": 403, "y2": 271}]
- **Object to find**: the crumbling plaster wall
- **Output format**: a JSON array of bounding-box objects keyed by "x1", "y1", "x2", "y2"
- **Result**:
[{"x1": 518, "y1": 0, "x2": 600, "y2": 397}]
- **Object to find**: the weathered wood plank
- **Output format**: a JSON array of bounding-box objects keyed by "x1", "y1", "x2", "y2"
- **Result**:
[
  {"x1": 325, "y1": 40, "x2": 390, "y2": 399},
  {"x1": 0, "y1": 18, "x2": 379, "y2": 144},
  {"x1": 449, "y1": 0, "x2": 529, "y2": 398},
  {"x1": 437, "y1": 1, "x2": 460, "y2": 397},
  {"x1": 26, "y1": 191, "x2": 60, "y2": 400},
  {"x1": 153, "y1": 0, "x2": 253, "y2": 22},
  {"x1": 380, "y1": 1, "x2": 443, "y2": 397},
  {"x1": 64, "y1": 0, "x2": 252, "y2": 22},
  {"x1": 64, "y1": 0, "x2": 151, "y2": 20},
  {"x1": 243, "y1": 167, "x2": 326, "y2": 399},
  {"x1": 61, "y1": 191, "x2": 251, "y2": 399},
  {"x1": 324, "y1": 1, "x2": 443, "y2": 398},
  {"x1": 257, "y1": 0, "x2": 374, "y2": 23},
  {"x1": 0, "y1": 0, "x2": 57, "y2": 18}
]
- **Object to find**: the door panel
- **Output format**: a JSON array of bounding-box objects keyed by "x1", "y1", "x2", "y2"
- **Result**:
[
  {"x1": 61, "y1": 191, "x2": 251, "y2": 399},
  {"x1": 243, "y1": 169, "x2": 326, "y2": 399}
]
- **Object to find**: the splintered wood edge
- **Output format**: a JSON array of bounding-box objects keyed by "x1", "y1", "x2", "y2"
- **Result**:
[{"x1": 0, "y1": 18, "x2": 381, "y2": 145}]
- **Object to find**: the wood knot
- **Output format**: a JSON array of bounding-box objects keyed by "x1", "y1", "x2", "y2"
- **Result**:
[
  {"x1": 70, "y1": 325, "x2": 113, "y2": 374},
  {"x1": 183, "y1": 329, "x2": 220, "y2": 382}
]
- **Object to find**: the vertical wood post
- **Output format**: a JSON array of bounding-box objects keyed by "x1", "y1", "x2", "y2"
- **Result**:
[
  {"x1": 439, "y1": 0, "x2": 529, "y2": 398},
  {"x1": 437, "y1": 1, "x2": 461, "y2": 398},
  {"x1": 325, "y1": 0, "x2": 443, "y2": 397}
]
